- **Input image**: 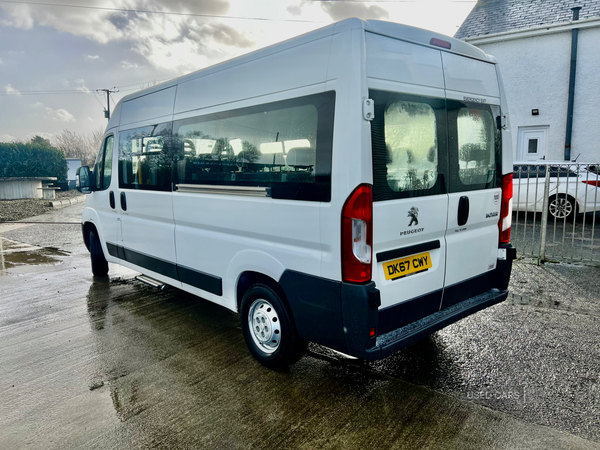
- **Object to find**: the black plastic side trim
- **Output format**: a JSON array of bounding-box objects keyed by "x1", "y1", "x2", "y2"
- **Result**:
[
  {"x1": 178, "y1": 265, "x2": 223, "y2": 296},
  {"x1": 104, "y1": 243, "x2": 223, "y2": 296},
  {"x1": 279, "y1": 270, "x2": 346, "y2": 352},
  {"x1": 122, "y1": 247, "x2": 178, "y2": 280},
  {"x1": 106, "y1": 242, "x2": 119, "y2": 258},
  {"x1": 376, "y1": 240, "x2": 441, "y2": 263}
]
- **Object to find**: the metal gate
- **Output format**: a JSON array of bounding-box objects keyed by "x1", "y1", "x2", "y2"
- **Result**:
[{"x1": 511, "y1": 163, "x2": 600, "y2": 263}]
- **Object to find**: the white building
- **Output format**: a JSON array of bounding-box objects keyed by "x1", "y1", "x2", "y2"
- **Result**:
[{"x1": 455, "y1": 0, "x2": 600, "y2": 162}]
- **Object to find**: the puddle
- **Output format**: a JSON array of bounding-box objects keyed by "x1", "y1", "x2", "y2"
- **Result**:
[{"x1": 0, "y1": 238, "x2": 69, "y2": 272}]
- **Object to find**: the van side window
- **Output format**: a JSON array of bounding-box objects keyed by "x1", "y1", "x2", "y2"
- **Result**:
[
  {"x1": 370, "y1": 90, "x2": 447, "y2": 201},
  {"x1": 447, "y1": 101, "x2": 501, "y2": 192},
  {"x1": 118, "y1": 122, "x2": 173, "y2": 191},
  {"x1": 94, "y1": 134, "x2": 113, "y2": 191},
  {"x1": 172, "y1": 91, "x2": 335, "y2": 202}
]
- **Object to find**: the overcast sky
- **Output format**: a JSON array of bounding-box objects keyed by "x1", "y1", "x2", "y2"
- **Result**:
[{"x1": 0, "y1": 0, "x2": 475, "y2": 142}]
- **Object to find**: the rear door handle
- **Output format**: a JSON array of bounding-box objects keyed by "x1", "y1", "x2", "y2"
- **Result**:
[
  {"x1": 458, "y1": 196, "x2": 469, "y2": 226},
  {"x1": 120, "y1": 192, "x2": 127, "y2": 211},
  {"x1": 109, "y1": 191, "x2": 115, "y2": 209}
]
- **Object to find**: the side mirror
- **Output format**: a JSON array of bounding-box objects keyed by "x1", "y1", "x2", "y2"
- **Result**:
[{"x1": 76, "y1": 166, "x2": 95, "y2": 194}]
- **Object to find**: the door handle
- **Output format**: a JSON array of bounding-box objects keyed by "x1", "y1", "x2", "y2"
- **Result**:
[
  {"x1": 120, "y1": 192, "x2": 127, "y2": 211},
  {"x1": 109, "y1": 191, "x2": 115, "y2": 209},
  {"x1": 458, "y1": 196, "x2": 469, "y2": 226}
]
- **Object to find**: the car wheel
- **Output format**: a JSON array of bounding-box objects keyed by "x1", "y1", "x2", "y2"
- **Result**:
[
  {"x1": 240, "y1": 284, "x2": 307, "y2": 369},
  {"x1": 89, "y1": 229, "x2": 109, "y2": 277},
  {"x1": 548, "y1": 195, "x2": 576, "y2": 220}
]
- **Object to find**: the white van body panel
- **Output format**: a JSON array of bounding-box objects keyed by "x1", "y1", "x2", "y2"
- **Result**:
[
  {"x1": 319, "y1": 28, "x2": 369, "y2": 281},
  {"x1": 366, "y1": 33, "x2": 445, "y2": 89},
  {"x1": 441, "y1": 52, "x2": 501, "y2": 99},
  {"x1": 174, "y1": 37, "x2": 332, "y2": 115},
  {"x1": 494, "y1": 64, "x2": 514, "y2": 175}
]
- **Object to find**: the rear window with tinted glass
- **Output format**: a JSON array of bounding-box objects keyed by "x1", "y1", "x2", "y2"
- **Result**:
[
  {"x1": 447, "y1": 101, "x2": 502, "y2": 192},
  {"x1": 370, "y1": 90, "x2": 447, "y2": 201}
]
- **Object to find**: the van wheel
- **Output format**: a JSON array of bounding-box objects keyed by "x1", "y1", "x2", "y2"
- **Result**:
[
  {"x1": 548, "y1": 195, "x2": 576, "y2": 220},
  {"x1": 89, "y1": 229, "x2": 109, "y2": 277},
  {"x1": 240, "y1": 284, "x2": 307, "y2": 369}
]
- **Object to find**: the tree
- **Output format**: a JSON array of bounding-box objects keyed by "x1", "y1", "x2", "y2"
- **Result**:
[
  {"x1": 54, "y1": 127, "x2": 104, "y2": 167},
  {"x1": 29, "y1": 135, "x2": 52, "y2": 147},
  {"x1": 0, "y1": 138, "x2": 67, "y2": 181}
]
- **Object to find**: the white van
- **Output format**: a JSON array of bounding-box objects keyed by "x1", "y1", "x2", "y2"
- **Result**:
[{"x1": 77, "y1": 19, "x2": 516, "y2": 369}]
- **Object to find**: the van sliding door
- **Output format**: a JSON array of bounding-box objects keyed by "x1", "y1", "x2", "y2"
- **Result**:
[{"x1": 116, "y1": 122, "x2": 180, "y2": 286}]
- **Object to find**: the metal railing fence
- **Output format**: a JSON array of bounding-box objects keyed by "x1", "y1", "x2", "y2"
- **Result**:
[{"x1": 511, "y1": 162, "x2": 600, "y2": 263}]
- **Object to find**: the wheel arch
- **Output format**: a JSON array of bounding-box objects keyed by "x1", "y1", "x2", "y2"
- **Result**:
[
  {"x1": 82, "y1": 221, "x2": 97, "y2": 251},
  {"x1": 236, "y1": 271, "x2": 289, "y2": 313}
]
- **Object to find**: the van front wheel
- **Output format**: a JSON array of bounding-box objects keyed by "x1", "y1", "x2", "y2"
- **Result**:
[
  {"x1": 240, "y1": 284, "x2": 306, "y2": 369},
  {"x1": 89, "y1": 229, "x2": 109, "y2": 277}
]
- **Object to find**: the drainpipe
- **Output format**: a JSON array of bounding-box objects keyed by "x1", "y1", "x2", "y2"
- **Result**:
[{"x1": 564, "y1": 6, "x2": 582, "y2": 161}]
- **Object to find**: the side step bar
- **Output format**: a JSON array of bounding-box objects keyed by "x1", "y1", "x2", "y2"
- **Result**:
[{"x1": 135, "y1": 275, "x2": 167, "y2": 290}]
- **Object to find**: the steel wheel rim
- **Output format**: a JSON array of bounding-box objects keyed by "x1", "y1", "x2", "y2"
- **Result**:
[
  {"x1": 549, "y1": 198, "x2": 572, "y2": 219},
  {"x1": 248, "y1": 299, "x2": 281, "y2": 354}
]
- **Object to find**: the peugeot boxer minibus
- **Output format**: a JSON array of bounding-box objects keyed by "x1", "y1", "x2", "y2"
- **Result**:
[{"x1": 77, "y1": 18, "x2": 516, "y2": 369}]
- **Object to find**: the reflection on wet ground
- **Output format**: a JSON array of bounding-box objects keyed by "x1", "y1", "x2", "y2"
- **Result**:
[
  {"x1": 1, "y1": 258, "x2": 597, "y2": 449},
  {"x1": 76, "y1": 277, "x2": 590, "y2": 449},
  {"x1": 0, "y1": 237, "x2": 69, "y2": 272}
]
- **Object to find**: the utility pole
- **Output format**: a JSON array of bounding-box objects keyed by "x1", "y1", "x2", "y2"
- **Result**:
[{"x1": 96, "y1": 87, "x2": 119, "y2": 121}]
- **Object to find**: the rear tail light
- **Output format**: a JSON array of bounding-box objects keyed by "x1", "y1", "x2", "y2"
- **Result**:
[
  {"x1": 342, "y1": 184, "x2": 373, "y2": 283},
  {"x1": 499, "y1": 174, "x2": 513, "y2": 244},
  {"x1": 582, "y1": 180, "x2": 600, "y2": 187}
]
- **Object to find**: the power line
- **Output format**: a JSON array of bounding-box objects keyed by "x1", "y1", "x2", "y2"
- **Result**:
[
  {"x1": 0, "y1": 91, "x2": 93, "y2": 95},
  {"x1": 0, "y1": 76, "x2": 177, "y2": 96},
  {"x1": 0, "y1": 0, "x2": 326, "y2": 23}
]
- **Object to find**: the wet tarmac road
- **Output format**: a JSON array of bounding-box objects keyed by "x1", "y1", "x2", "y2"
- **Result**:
[{"x1": 1, "y1": 203, "x2": 599, "y2": 449}]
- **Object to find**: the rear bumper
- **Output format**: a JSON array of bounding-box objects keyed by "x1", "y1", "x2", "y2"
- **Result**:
[
  {"x1": 279, "y1": 244, "x2": 516, "y2": 362},
  {"x1": 359, "y1": 288, "x2": 507, "y2": 361}
]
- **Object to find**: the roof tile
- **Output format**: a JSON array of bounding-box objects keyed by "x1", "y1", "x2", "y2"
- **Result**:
[{"x1": 455, "y1": 0, "x2": 600, "y2": 38}]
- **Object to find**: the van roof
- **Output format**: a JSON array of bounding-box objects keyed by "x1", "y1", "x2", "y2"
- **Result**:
[{"x1": 115, "y1": 18, "x2": 493, "y2": 109}]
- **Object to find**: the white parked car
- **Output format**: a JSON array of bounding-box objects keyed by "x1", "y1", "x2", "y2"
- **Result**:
[{"x1": 513, "y1": 162, "x2": 600, "y2": 220}]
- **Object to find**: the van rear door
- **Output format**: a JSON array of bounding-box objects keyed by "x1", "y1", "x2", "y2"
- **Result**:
[
  {"x1": 366, "y1": 34, "x2": 449, "y2": 335},
  {"x1": 440, "y1": 53, "x2": 503, "y2": 308}
]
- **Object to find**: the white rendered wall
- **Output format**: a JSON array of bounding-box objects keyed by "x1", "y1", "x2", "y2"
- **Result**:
[
  {"x1": 0, "y1": 179, "x2": 42, "y2": 200},
  {"x1": 473, "y1": 26, "x2": 600, "y2": 162}
]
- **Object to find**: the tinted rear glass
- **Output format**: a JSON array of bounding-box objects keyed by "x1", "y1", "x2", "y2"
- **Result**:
[
  {"x1": 447, "y1": 100, "x2": 502, "y2": 193},
  {"x1": 370, "y1": 90, "x2": 447, "y2": 201}
]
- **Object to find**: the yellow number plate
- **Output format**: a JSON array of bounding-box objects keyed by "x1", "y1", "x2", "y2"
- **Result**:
[{"x1": 382, "y1": 252, "x2": 432, "y2": 281}]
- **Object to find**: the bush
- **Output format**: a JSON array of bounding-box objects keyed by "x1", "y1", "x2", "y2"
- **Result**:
[{"x1": 0, "y1": 136, "x2": 68, "y2": 182}]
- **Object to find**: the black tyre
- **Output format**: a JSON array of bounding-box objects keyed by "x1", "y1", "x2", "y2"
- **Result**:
[
  {"x1": 548, "y1": 195, "x2": 576, "y2": 221},
  {"x1": 89, "y1": 229, "x2": 109, "y2": 277},
  {"x1": 240, "y1": 284, "x2": 307, "y2": 369}
]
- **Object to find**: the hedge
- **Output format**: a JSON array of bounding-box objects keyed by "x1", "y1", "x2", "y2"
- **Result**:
[{"x1": 0, "y1": 138, "x2": 68, "y2": 182}]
